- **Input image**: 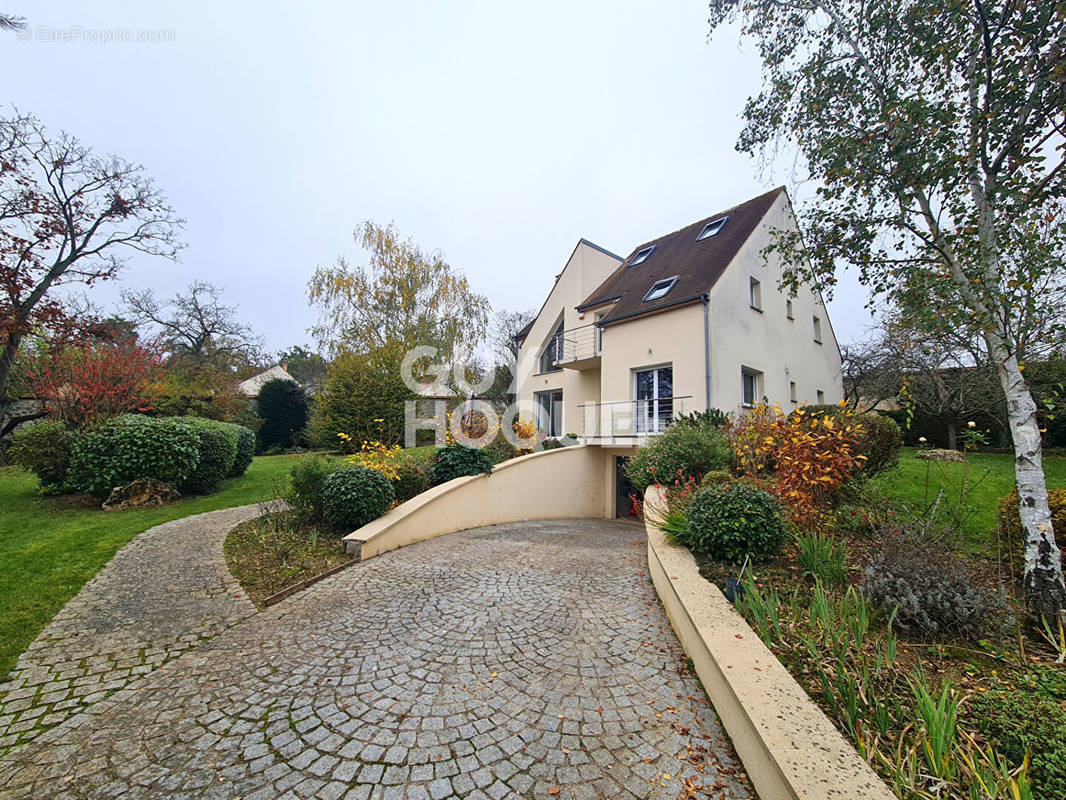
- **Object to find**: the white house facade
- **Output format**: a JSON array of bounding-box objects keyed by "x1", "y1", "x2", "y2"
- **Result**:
[{"x1": 513, "y1": 188, "x2": 842, "y2": 511}]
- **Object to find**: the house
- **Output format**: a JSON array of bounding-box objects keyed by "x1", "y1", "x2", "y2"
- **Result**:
[
  {"x1": 236, "y1": 364, "x2": 300, "y2": 398},
  {"x1": 514, "y1": 187, "x2": 843, "y2": 512}
]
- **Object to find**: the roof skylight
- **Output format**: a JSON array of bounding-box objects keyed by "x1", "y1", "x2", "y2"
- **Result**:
[
  {"x1": 643, "y1": 276, "x2": 678, "y2": 302},
  {"x1": 629, "y1": 245, "x2": 656, "y2": 266},
  {"x1": 697, "y1": 216, "x2": 729, "y2": 240}
]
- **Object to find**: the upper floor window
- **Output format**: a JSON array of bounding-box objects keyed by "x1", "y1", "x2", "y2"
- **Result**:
[
  {"x1": 629, "y1": 245, "x2": 656, "y2": 266},
  {"x1": 749, "y1": 277, "x2": 762, "y2": 310},
  {"x1": 813, "y1": 315, "x2": 823, "y2": 343},
  {"x1": 538, "y1": 319, "x2": 564, "y2": 373},
  {"x1": 786, "y1": 299, "x2": 794, "y2": 319},
  {"x1": 697, "y1": 216, "x2": 729, "y2": 240},
  {"x1": 643, "y1": 276, "x2": 679, "y2": 302}
]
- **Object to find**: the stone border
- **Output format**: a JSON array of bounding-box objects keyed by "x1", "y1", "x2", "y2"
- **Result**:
[
  {"x1": 643, "y1": 487, "x2": 895, "y2": 800},
  {"x1": 259, "y1": 557, "x2": 358, "y2": 607},
  {"x1": 343, "y1": 445, "x2": 608, "y2": 560}
]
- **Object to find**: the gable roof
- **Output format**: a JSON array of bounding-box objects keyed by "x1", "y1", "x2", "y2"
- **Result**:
[
  {"x1": 577, "y1": 187, "x2": 785, "y2": 327},
  {"x1": 237, "y1": 365, "x2": 299, "y2": 397}
]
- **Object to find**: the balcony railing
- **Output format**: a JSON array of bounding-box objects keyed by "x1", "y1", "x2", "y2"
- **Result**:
[
  {"x1": 578, "y1": 396, "x2": 693, "y2": 441},
  {"x1": 555, "y1": 323, "x2": 601, "y2": 367}
]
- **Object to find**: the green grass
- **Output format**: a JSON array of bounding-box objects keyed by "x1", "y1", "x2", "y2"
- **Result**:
[
  {"x1": 0, "y1": 453, "x2": 333, "y2": 678},
  {"x1": 870, "y1": 448, "x2": 1066, "y2": 548}
]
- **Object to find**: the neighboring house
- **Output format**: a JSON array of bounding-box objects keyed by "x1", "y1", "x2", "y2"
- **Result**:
[
  {"x1": 514, "y1": 187, "x2": 843, "y2": 513},
  {"x1": 236, "y1": 364, "x2": 300, "y2": 398}
]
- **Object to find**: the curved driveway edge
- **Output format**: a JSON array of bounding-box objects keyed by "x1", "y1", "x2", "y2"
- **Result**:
[
  {"x1": 0, "y1": 519, "x2": 753, "y2": 800},
  {"x1": 0, "y1": 504, "x2": 265, "y2": 753}
]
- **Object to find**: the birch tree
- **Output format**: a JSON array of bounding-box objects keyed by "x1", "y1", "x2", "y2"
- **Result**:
[{"x1": 708, "y1": 0, "x2": 1066, "y2": 618}]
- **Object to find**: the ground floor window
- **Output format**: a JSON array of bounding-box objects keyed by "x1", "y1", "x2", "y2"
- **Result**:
[
  {"x1": 536, "y1": 389, "x2": 563, "y2": 437},
  {"x1": 742, "y1": 367, "x2": 762, "y2": 407}
]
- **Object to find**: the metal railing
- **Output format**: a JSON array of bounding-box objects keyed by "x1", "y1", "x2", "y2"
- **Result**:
[
  {"x1": 555, "y1": 323, "x2": 600, "y2": 364},
  {"x1": 577, "y1": 396, "x2": 693, "y2": 440}
]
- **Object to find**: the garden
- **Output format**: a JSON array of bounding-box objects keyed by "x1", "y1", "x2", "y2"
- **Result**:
[{"x1": 630, "y1": 405, "x2": 1066, "y2": 800}]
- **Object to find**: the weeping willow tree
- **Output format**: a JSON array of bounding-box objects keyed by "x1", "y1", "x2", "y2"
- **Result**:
[{"x1": 709, "y1": 0, "x2": 1066, "y2": 619}]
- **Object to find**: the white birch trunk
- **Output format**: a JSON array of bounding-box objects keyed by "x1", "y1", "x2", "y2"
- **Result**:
[{"x1": 988, "y1": 331, "x2": 1066, "y2": 620}]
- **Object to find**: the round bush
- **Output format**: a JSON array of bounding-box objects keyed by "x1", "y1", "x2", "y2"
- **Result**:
[
  {"x1": 625, "y1": 423, "x2": 732, "y2": 491},
  {"x1": 683, "y1": 482, "x2": 788, "y2": 563},
  {"x1": 230, "y1": 425, "x2": 256, "y2": 477},
  {"x1": 257, "y1": 378, "x2": 309, "y2": 450},
  {"x1": 320, "y1": 466, "x2": 395, "y2": 529},
  {"x1": 9, "y1": 420, "x2": 75, "y2": 492},
  {"x1": 68, "y1": 415, "x2": 201, "y2": 499},
  {"x1": 428, "y1": 444, "x2": 493, "y2": 486},
  {"x1": 177, "y1": 419, "x2": 238, "y2": 495},
  {"x1": 286, "y1": 455, "x2": 338, "y2": 520}
]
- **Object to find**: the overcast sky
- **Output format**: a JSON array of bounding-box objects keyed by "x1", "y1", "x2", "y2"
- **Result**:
[{"x1": 4, "y1": 0, "x2": 875, "y2": 355}]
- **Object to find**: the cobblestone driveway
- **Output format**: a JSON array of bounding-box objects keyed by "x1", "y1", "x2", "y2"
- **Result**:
[{"x1": 0, "y1": 517, "x2": 752, "y2": 800}]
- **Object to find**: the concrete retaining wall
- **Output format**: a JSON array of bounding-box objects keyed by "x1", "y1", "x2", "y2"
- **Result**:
[
  {"x1": 343, "y1": 445, "x2": 608, "y2": 560},
  {"x1": 643, "y1": 487, "x2": 894, "y2": 800}
]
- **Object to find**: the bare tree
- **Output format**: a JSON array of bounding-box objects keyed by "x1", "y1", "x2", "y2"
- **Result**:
[
  {"x1": 0, "y1": 112, "x2": 183, "y2": 421},
  {"x1": 490, "y1": 308, "x2": 534, "y2": 366},
  {"x1": 123, "y1": 280, "x2": 262, "y2": 368}
]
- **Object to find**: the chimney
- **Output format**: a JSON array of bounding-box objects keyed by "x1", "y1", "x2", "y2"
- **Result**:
[{"x1": 281, "y1": 362, "x2": 289, "y2": 372}]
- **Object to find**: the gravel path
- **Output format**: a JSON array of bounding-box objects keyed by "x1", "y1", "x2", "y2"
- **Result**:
[{"x1": 0, "y1": 517, "x2": 752, "y2": 800}]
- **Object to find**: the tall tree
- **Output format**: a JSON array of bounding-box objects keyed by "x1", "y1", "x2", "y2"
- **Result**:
[
  {"x1": 490, "y1": 308, "x2": 534, "y2": 366},
  {"x1": 0, "y1": 112, "x2": 183, "y2": 421},
  {"x1": 123, "y1": 280, "x2": 262, "y2": 368},
  {"x1": 307, "y1": 221, "x2": 489, "y2": 361},
  {"x1": 709, "y1": 0, "x2": 1066, "y2": 617}
]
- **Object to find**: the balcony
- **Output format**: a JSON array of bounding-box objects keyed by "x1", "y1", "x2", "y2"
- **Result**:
[
  {"x1": 554, "y1": 323, "x2": 601, "y2": 370},
  {"x1": 577, "y1": 396, "x2": 693, "y2": 445}
]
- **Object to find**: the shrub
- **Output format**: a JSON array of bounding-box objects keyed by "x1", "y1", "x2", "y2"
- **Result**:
[
  {"x1": 176, "y1": 418, "x2": 239, "y2": 494},
  {"x1": 700, "y1": 470, "x2": 733, "y2": 487},
  {"x1": 393, "y1": 450, "x2": 432, "y2": 503},
  {"x1": 792, "y1": 405, "x2": 902, "y2": 477},
  {"x1": 998, "y1": 488, "x2": 1066, "y2": 570},
  {"x1": 860, "y1": 534, "x2": 1002, "y2": 639},
  {"x1": 541, "y1": 438, "x2": 564, "y2": 451},
  {"x1": 68, "y1": 415, "x2": 201, "y2": 498},
  {"x1": 231, "y1": 425, "x2": 256, "y2": 477},
  {"x1": 320, "y1": 466, "x2": 395, "y2": 530},
  {"x1": 286, "y1": 455, "x2": 339, "y2": 521},
  {"x1": 9, "y1": 420, "x2": 75, "y2": 492},
  {"x1": 967, "y1": 677, "x2": 1066, "y2": 800},
  {"x1": 672, "y1": 408, "x2": 731, "y2": 429},
  {"x1": 625, "y1": 423, "x2": 732, "y2": 492},
  {"x1": 257, "y1": 377, "x2": 310, "y2": 449},
  {"x1": 794, "y1": 531, "x2": 849, "y2": 584},
  {"x1": 482, "y1": 436, "x2": 519, "y2": 464},
  {"x1": 682, "y1": 482, "x2": 788, "y2": 563},
  {"x1": 428, "y1": 444, "x2": 493, "y2": 486}
]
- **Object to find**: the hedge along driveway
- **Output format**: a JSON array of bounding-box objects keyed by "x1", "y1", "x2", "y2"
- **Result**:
[{"x1": 0, "y1": 453, "x2": 343, "y2": 678}]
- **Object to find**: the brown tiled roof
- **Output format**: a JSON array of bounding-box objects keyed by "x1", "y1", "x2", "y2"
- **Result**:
[
  {"x1": 578, "y1": 187, "x2": 785, "y2": 326},
  {"x1": 513, "y1": 318, "x2": 535, "y2": 342}
]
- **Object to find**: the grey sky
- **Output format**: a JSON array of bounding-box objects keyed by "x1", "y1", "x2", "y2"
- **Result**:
[{"x1": 4, "y1": 0, "x2": 874, "y2": 355}]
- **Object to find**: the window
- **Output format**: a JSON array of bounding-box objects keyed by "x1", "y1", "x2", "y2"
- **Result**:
[
  {"x1": 536, "y1": 390, "x2": 563, "y2": 437},
  {"x1": 786, "y1": 299, "x2": 794, "y2": 319},
  {"x1": 790, "y1": 381, "x2": 797, "y2": 403},
  {"x1": 697, "y1": 216, "x2": 729, "y2": 240},
  {"x1": 817, "y1": 389, "x2": 825, "y2": 404},
  {"x1": 635, "y1": 366, "x2": 673, "y2": 433},
  {"x1": 741, "y1": 368, "x2": 762, "y2": 407},
  {"x1": 643, "y1": 276, "x2": 678, "y2": 302},
  {"x1": 813, "y1": 315, "x2": 822, "y2": 343},
  {"x1": 630, "y1": 245, "x2": 656, "y2": 266},
  {"x1": 538, "y1": 318, "x2": 564, "y2": 373},
  {"x1": 749, "y1": 277, "x2": 762, "y2": 310}
]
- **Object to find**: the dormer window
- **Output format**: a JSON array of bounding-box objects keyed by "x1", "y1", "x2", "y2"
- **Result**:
[
  {"x1": 643, "y1": 276, "x2": 678, "y2": 302},
  {"x1": 630, "y1": 246, "x2": 656, "y2": 266},
  {"x1": 697, "y1": 216, "x2": 729, "y2": 240}
]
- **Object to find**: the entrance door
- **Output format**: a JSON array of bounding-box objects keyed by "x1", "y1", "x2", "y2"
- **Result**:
[{"x1": 634, "y1": 366, "x2": 673, "y2": 433}]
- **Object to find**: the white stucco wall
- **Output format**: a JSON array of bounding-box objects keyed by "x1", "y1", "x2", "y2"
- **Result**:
[{"x1": 707, "y1": 192, "x2": 843, "y2": 413}]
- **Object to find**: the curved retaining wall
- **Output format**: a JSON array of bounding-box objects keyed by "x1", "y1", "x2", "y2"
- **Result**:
[
  {"x1": 643, "y1": 486, "x2": 894, "y2": 800},
  {"x1": 342, "y1": 445, "x2": 607, "y2": 560}
]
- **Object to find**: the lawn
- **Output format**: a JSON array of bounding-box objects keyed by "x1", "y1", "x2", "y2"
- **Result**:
[
  {"x1": 0, "y1": 453, "x2": 336, "y2": 678},
  {"x1": 870, "y1": 448, "x2": 1066, "y2": 551}
]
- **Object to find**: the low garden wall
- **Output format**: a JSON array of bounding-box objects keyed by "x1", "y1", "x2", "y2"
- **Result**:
[
  {"x1": 342, "y1": 445, "x2": 607, "y2": 560},
  {"x1": 643, "y1": 486, "x2": 894, "y2": 800}
]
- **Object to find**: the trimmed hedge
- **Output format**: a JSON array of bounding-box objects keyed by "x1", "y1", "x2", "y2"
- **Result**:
[
  {"x1": 320, "y1": 466, "x2": 395, "y2": 529},
  {"x1": 176, "y1": 418, "x2": 239, "y2": 495},
  {"x1": 683, "y1": 481, "x2": 788, "y2": 563},
  {"x1": 9, "y1": 420, "x2": 74, "y2": 492},
  {"x1": 68, "y1": 415, "x2": 201, "y2": 498},
  {"x1": 231, "y1": 426, "x2": 256, "y2": 477},
  {"x1": 428, "y1": 444, "x2": 493, "y2": 486}
]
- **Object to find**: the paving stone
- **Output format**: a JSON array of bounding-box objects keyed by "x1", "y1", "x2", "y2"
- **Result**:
[{"x1": 0, "y1": 520, "x2": 751, "y2": 800}]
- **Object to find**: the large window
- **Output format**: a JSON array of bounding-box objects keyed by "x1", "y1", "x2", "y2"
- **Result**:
[
  {"x1": 742, "y1": 367, "x2": 762, "y2": 407},
  {"x1": 538, "y1": 319, "x2": 564, "y2": 373},
  {"x1": 536, "y1": 389, "x2": 563, "y2": 437},
  {"x1": 635, "y1": 365, "x2": 673, "y2": 433}
]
